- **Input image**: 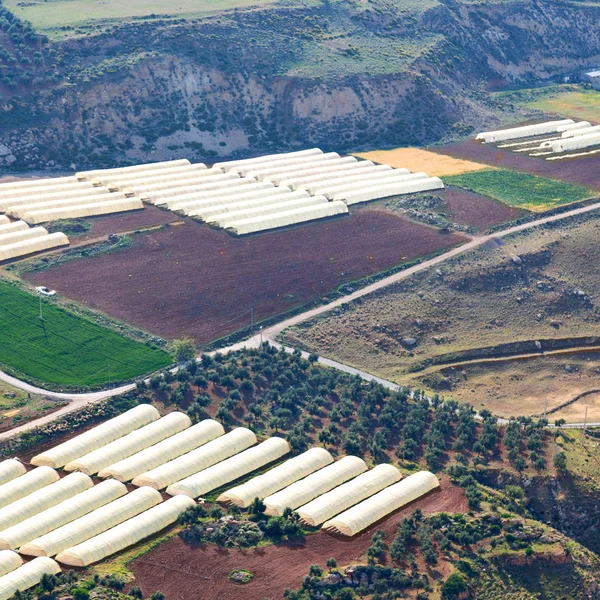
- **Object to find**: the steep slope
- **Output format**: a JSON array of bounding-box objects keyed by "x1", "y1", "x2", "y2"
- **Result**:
[{"x1": 1, "y1": 0, "x2": 600, "y2": 170}]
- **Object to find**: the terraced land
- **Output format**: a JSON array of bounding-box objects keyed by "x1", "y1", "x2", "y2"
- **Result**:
[
  {"x1": 0, "y1": 281, "x2": 171, "y2": 388},
  {"x1": 444, "y1": 169, "x2": 595, "y2": 212},
  {"x1": 283, "y1": 211, "x2": 600, "y2": 419}
]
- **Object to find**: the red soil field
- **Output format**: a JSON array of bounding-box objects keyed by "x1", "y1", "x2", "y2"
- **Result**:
[
  {"x1": 129, "y1": 478, "x2": 466, "y2": 600},
  {"x1": 75, "y1": 206, "x2": 179, "y2": 242},
  {"x1": 439, "y1": 187, "x2": 524, "y2": 230},
  {"x1": 437, "y1": 140, "x2": 600, "y2": 189},
  {"x1": 25, "y1": 210, "x2": 467, "y2": 344}
]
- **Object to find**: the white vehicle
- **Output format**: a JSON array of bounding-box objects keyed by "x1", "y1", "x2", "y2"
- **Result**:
[{"x1": 36, "y1": 287, "x2": 56, "y2": 297}]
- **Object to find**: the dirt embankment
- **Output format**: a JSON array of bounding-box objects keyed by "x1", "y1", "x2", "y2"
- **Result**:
[{"x1": 129, "y1": 478, "x2": 466, "y2": 600}]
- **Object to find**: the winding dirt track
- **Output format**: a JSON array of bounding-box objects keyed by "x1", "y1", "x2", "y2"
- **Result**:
[{"x1": 3, "y1": 198, "x2": 600, "y2": 438}]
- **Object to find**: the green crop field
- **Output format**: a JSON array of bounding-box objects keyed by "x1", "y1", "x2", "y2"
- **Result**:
[
  {"x1": 0, "y1": 281, "x2": 171, "y2": 388},
  {"x1": 444, "y1": 169, "x2": 594, "y2": 212},
  {"x1": 3, "y1": 0, "x2": 283, "y2": 35}
]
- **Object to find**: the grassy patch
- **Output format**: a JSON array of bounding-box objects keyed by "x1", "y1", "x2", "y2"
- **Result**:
[
  {"x1": 444, "y1": 169, "x2": 594, "y2": 212},
  {"x1": 229, "y1": 569, "x2": 254, "y2": 584},
  {"x1": 0, "y1": 280, "x2": 170, "y2": 388}
]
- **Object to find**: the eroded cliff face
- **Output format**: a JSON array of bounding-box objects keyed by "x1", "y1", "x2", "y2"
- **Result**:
[{"x1": 1, "y1": 0, "x2": 600, "y2": 170}]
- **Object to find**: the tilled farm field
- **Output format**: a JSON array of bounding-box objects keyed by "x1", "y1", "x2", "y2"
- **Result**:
[
  {"x1": 129, "y1": 479, "x2": 466, "y2": 600},
  {"x1": 437, "y1": 140, "x2": 600, "y2": 190},
  {"x1": 24, "y1": 209, "x2": 467, "y2": 344}
]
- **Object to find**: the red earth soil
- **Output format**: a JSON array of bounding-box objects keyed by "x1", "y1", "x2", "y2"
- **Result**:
[
  {"x1": 129, "y1": 478, "x2": 466, "y2": 600},
  {"x1": 438, "y1": 187, "x2": 524, "y2": 230},
  {"x1": 75, "y1": 206, "x2": 179, "y2": 242},
  {"x1": 437, "y1": 140, "x2": 600, "y2": 189},
  {"x1": 25, "y1": 209, "x2": 467, "y2": 344}
]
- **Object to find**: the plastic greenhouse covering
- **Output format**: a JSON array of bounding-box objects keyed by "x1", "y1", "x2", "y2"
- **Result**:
[
  {"x1": 0, "y1": 227, "x2": 50, "y2": 247},
  {"x1": 207, "y1": 197, "x2": 328, "y2": 227},
  {"x1": 0, "y1": 175, "x2": 77, "y2": 191},
  {"x1": 548, "y1": 132, "x2": 600, "y2": 153},
  {"x1": 124, "y1": 169, "x2": 240, "y2": 191},
  {"x1": 23, "y1": 198, "x2": 144, "y2": 224},
  {"x1": 32, "y1": 404, "x2": 160, "y2": 469},
  {"x1": 0, "y1": 221, "x2": 28, "y2": 235},
  {"x1": 561, "y1": 124, "x2": 600, "y2": 138},
  {"x1": 245, "y1": 153, "x2": 341, "y2": 180},
  {"x1": 263, "y1": 456, "x2": 368, "y2": 516},
  {"x1": 78, "y1": 159, "x2": 192, "y2": 180},
  {"x1": 164, "y1": 183, "x2": 282, "y2": 210},
  {"x1": 20, "y1": 487, "x2": 162, "y2": 558},
  {"x1": 311, "y1": 171, "x2": 428, "y2": 198},
  {"x1": 0, "y1": 185, "x2": 113, "y2": 210},
  {"x1": 0, "y1": 557, "x2": 61, "y2": 600},
  {"x1": 322, "y1": 471, "x2": 440, "y2": 536},
  {"x1": 256, "y1": 158, "x2": 362, "y2": 185},
  {"x1": 557, "y1": 121, "x2": 590, "y2": 132},
  {"x1": 135, "y1": 173, "x2": 247, "y2": 200},
  {"x1": 92, "y1": 163, "x2": 208, "y2": 185},
  {"x1": 227, "y1": 202, "x2": 349, "y2": 235},
  {"x1": 296, "y1": 464, "x2": 403, "y2": 527},
  {"x1": 0, "y1": 182, "x2": 96, "y2": 203},
  {"x1": 335, "y1": 177, "x2": 444, "y2": 205},
  {"x1": 476, "y1": 119, "x2": 574, "y2": 143},
  {"x1": 9, "y1": 194, "x2": 128, "y2": 219},
  {"x1": 0, "y1": 217, "x2": 7, "y2": 225},
  {"x1": 56, "y1": 496, "x2": 195, "y2": 567},
  {"x1": 218, "y1": 447, "x2": 333, "y2": 507},
  {"x1": 281, "y1": 164, "x2": 394, "y2": 190},
  {"x1": 0, "y1": 233, "x2": 69, "y2": 262},
  {"x1": 152, "y1": 178, "x2": 273, "y2": 205},
  {"x1": 0, "y1": 467, "x2": 59, "y2": 511},
  {"x1": 0, "y1": 480, "x2": 127, "y2": 551},
  {"x1": 191, "y1": 190, "x2": 312, "y2": 220},
  {"x1": 236, "y1": 152, "x2": 336, "y2": 178},
  {"x1": 214, "y1": 148, "x2": 323, "y2": 172},
  {"x1": 0, "y1": 472, "x2": 92, "y2": 532},
  {"x1": 98, "y1": 419, "x2": 225, "y2": 482},
  {"x1": 64, "y1": 412, "x2": 191, "y2": 476},
  {"x1": 0, "y1": 460, "x2": 26, "y2": 487},
  {"x1": 167, "y1": 437, "x2": 291, "y2": 499},
  {"x1": 0, "y1": 551, "x2": 21, "y2": 578},
  {"x1": 132, "y1": 427, "x2": 257, "y2": 490}
]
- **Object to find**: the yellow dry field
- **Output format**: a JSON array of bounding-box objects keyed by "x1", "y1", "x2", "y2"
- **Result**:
[{"x1": 354, "y1": 148, "x2": 491, "y2": 177}]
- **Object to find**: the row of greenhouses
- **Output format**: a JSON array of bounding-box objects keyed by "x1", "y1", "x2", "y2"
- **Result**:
[
  {"x1": 476, "y1": 119, "x2": 600, "y2": 160},
  {"x1": 0, "y1": 219, "x2": 69, "y2": 263}
]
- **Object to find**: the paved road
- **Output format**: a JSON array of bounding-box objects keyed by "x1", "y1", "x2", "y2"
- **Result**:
[{"x1": 3, "y1": 198, "x2": 600, "y2": 439}]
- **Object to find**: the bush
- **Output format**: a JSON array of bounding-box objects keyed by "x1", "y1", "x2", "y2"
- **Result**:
[{"x1": 442, "y1": 572, "x2": 468, "y2": 597}]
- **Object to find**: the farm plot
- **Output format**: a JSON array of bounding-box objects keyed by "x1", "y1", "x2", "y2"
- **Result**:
[
  {"x1": 438, "y1": 139, "x2": 600, "y2": 189},
  {"x1": 283, "y1": 211, "x2": 600, "y2": 416},
  {"x1": 355, "y1": 147, "x2": 490, "y2": 177},
  {"x1": 0, "y1": 281, "x2": 170, "y2": 388},
  {"x1": 444, "y1": 169, "x2": 594, "y2": 212},
  {"x1": 23, "y1": 210, "x2": 468, "y2": 345}
]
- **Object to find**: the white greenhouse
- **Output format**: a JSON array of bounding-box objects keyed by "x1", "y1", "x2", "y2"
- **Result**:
[
  {"x1": 322, "y1": 471, "x2": 440, "y2": 536},
  {"x1": 251, "y1": 157, "x2": 358, "y2": 183},
  {"x1": 167, "y1": 437, "x2": 291, "y2": 499},
  {"x1": 56, "y1": 496, "x2": 195, "y2": 567},
  {"x1": 0, "y1": 175, "x2": 76, "y2": 190},
  {"x1": 0, "y1": 557, "x2": 61, "y2": 600},
  {"x1": 0, "y1": 472, "x2": 92, "y2": 532},
  {"x1": 0, "y1": 228, "x2": 50, "y2": 247},
  {"x1": 226, "y1": 202, "x2": 349, "y2": 235},
  {"x1": 0, "y1": 551, "x2": 21, "y2": 578},
  {"x1": 0, "y1": 460, "x2": 25, "y2": 487},
  {"x1": 218, "y1": 447, "x2": 333, "y2": 508},
  {"x1": 171, "y1": 187, "x2": 292, "y2": 214},
  {"x1": 0, "y1": 466, "x2": 59, "y2": 511},
  {"x1": 64, "y1": 411, "x2": 191, "y2": 476},
  {"x1": 0, "y1": 221, "x2": 28, "y2": 235},
  {"x1": 9, "y1": 193, "x2": 128, "y2": 218},
  {"x1": 263, "y1": 456, "x2": 367, "y2": 516},
  {"x1": 214, "y1": 148, "x2": 323, "y2": 173},
  {"x1": 0, "y1": 216, "x2": 8, "y2": 225},
  {"x1": 245, "y1": 153, "x2": 341, "y2": 180},
  {"x1": 135, "y1": 173, "x2": 249, "y2": 201},
  {"x1": 281, "y1": 163, "x2": 394, "y2": 191},
  {"x1": 561, "y1": 124, "x2": 600, "y2": 138},
  {"x1": 296, "y1": 464, "x2": 403, "y2": 527},
  {"x1": 132, "y1": 427, "x2": 257, "y2": 490},
  {"x1": 32, "y1": 404, "x2": 160, "y2": 469},
  {"x1": 548, "y1": 132, "x2": 600, "y2": 153},
  {"x1": 77, "y1": 159, "x2": 192, "y2": 180},
  {"x1": 335, "y1": 177, "x2": 444, "y2": 205},
  {"x1": 98, "y1": 419, "x2": 225, "y2": 482},
  {"x1": 0, "y1": 480, "x2": 127, "y2": 551},
  {"x1": 23, "y1": 198, "x2": 144, "y2": 224},
  {"x1": 557, "y1": 121, "x2": 590, "y2": 133},
  {"x1": 0, "y1": 233, "x2": 69, "y2": 262},
  {"x1": 0, "y1": 182, "x2": 96, "y2": 202},
  {"x1": 153, "y1": 179, "x2": 274, "y2": 205},
  {"x1": 20, "y1": 487, "x2": 162, "y2": 558},
  {"x1": 92, "y1": 163, "x2": 208, "y2": 185},
  {"x1": 311, "y1": 171, "x2": 429, "y2": 199},
  {"x1": 476, "y1": 119, "x2": 574, "y2": 143},
  {"x1": 207, "y1": 197, "x2": 328, "y2": 227},
  {"x1": 0, "y1": 186, "x2": 114, "y2": 210}
]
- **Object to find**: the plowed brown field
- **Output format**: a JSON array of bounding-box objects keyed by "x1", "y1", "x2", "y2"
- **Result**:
[
  {"x1": 25, "y1": 210, "x2": 467, "y2": 344},
  {"x1": 129, "y1": 478, "x2": 466, "y2": 600},
  {"x1": 437, "y1": 140, "x2": 600, "y2": 189}
]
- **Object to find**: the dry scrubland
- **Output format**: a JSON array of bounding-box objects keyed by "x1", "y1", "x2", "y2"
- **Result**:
[{"x1": 284, "y1": 212, "x2": 600, "y2": 419}]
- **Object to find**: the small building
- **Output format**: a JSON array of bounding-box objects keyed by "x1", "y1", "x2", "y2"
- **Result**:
[{"x1": 581, "y1": 69, "x2": 600, "y2": 83}]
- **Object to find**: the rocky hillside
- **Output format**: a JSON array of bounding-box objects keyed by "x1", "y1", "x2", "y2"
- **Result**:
[{"x1": 1, "y1": 0, "x2": 600, "y2": 170}]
